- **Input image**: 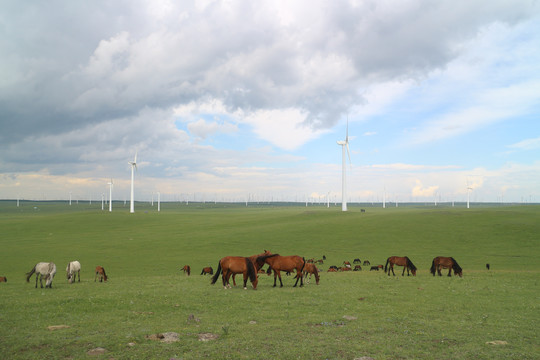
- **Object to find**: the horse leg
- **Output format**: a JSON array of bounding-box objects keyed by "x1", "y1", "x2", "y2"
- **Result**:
[
  {"x1": 243, "y1": 273, "x2": 248, "y2": 290},
  {"x1": 447, "y1": 268, "x2": 452, "y2": 277},
  {"x1": 390, "y1": 265, "x2": 395, "y2": 276},
  {"x1": 77, "y1": 270, "x2": 80, "y2": 282},
  {"x1": 437, "y1": 265, "x2": 442, "y2": 276},
  {"x1": 35, "y1": 274, "x2": 38, "y2": 288},
  {"x1": 402, "y1": 266, "x2": 406, "y2": 276}
]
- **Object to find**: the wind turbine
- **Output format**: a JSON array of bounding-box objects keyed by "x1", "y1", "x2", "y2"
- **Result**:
[
  {"x1": 108, "y1": 179, "x2": 113, "y2": 212},
  {"x1": 129, "y1": 152, "x2": 137, "y2": 213},
  {"x1": 466, "y1": 179, "x2": 473, "y2": 209},
  {"x1": 337, "y1": 118, "x2": 351, "y2": 212}
]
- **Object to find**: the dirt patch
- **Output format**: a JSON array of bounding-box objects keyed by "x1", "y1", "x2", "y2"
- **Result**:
[
  {"x1": 87, "y1": 347, "x2": 107, "y2": 356},
  {"x1": 145, "y1": 332, "x2": 180, "y2": 343},
  {"x1": 47, "y1": 325, "x2": 70, "y2": 331},
  {"x1": 198, "y1": 333, "x2": 219, "y2": 342},
  {"x1": 486, "y1": 340, "x2": 508, "y2": 345}
]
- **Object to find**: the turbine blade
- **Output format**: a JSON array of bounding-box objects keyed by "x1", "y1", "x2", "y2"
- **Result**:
[
  {"x1": 346, "y1": 143, "x2": 352, "y2": 164},
  {"x1": 134, "y1": 151, "x2": 138, "y2": 164}
]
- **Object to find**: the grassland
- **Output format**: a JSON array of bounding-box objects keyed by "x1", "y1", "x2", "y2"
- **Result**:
[{"x1": 0, "y1": 201, "x2": 538, "y2": 359}]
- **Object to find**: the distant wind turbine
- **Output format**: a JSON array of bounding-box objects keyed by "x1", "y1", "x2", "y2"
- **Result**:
[
  {"x1": 108, "y1": 179, "x2": 113, "y2": 212},
  {"x1": 157, "y1": 192, "x2": 161, "y2": 212},
  {"x1": 337, "y1": 118, "x2": 352, "y2": 212},
  {"x1": 466, "y1": 180, "x2": 473, "y2": 209},
  {"x1": 129, "y1": 152, "x2": 138, "y2": 214}
]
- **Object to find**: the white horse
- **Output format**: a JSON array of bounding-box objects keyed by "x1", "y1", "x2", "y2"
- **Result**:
[
  {"x1": 66, "y1": 260, "x2": 81, "y2": 283},
  {"x1": 26, "y1": 262, "x2": 57, "y2": 288}
]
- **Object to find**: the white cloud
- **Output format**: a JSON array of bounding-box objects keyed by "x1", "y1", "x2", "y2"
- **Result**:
[{"x1": 508, "y1": 136, "x2": 540, "y2": 151}]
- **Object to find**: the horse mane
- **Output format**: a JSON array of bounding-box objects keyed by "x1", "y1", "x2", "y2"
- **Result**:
[
  {"x1": 244, "y1": 257, "x2": 257, "y2": 282},
  {"x1": 405, "y1": 257, "x2": 417, "y2": 271},
  {"x1": 450, "y1": 257, "x2": 462, "y2": 273}
]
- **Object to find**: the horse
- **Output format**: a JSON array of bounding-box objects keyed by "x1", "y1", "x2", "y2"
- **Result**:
[
  {"x1": 363, "y1": 260, "x2": 371, "y2": 266},
  {"x1": 353, "y1": 258, "x2": 361, "y2": 264},
  {"x1": 343, "y1": 260, "x2": 351, "y2": 267},
  {"x1": 0, "y1": 276, "x2": 6, "y2": 282},
  {"x1": 26, "y1": 262, "x2": 57, "y2": 288},
  {"x1": 486, "y1": 263, "x2": 490, "y2": 270},
  {"x1": 230, "y1": 250, "x2": 271, "y2": 287},
  {"x1": 181, "y1": 265, "x2": 191, "y2": 276},
  {"x1": 210, "y1": 256, "x2": 258, "y2": 290},
  {"x1": 257, "y1": 254, "x2": 305, "y2": 287},
  {"x1": 430, "y1": 257, "x2": 463, "y2": 277},
  {"x1": 369, "y1": 265, "x2": 380, "y2": 271},
  {"x1": 385, "y1": 256, "x2": 417, "y2": 276},
  {"x1": 353, "y1": 265, "x2": 362, "y2": 271},
  {"x1": 94, "y1": 266, "x2": 108, "y2": 282},
  {"x1": 66, "y1": 260, "x2": 81, "y2": 283},
  {"x1": 200, "y1": 267, "x2": 213, "y2": 275},
  {"x1": 327, "y1": 268, "x2": 338, "y2": 272},
  {"x1": 302, "y1": 263, "x2": 320, "y2": 285}
]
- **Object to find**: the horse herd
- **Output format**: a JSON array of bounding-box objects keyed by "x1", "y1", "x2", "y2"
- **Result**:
[
  {"x1": 13, "y1": 253, "x2": 462, "y2": 290},
  {"x1": 21, "y1": 261, "x2": 108, "y2": 288},
  {"x1": 178, "y1": 251, "x2": 464, "y2": 290}
]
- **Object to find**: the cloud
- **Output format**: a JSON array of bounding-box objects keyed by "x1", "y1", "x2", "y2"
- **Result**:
[
  {"x1": 411, "y1": 180, "x2": 439, "y2": 197},
  {"x1": 187, "y1": 118, "x2": 238, "y2": 140},
  {"x1": 508, "y1": 136, "x2": 540, "y2": 151}
]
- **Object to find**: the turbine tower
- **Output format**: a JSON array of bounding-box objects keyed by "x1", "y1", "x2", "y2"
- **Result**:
[
  {"x1": 129, "y1": 152, "x2": 137, "y2": 213},
  {"x1": 466, "y1": 180, "x2": 472, "y2": 209},
  {"x1": 108, "y1": 179, "x2": 113, "y2": 212},
  {"x1": 337, "y1": 118, "x2": 351, "y2": 212}
]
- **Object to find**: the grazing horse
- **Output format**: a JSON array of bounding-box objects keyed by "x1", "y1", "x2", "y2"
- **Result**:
[
  {"x1": 369, "y1": 265, "x2": 380, "y2": 271},
  {"x1": 385, "y1": 256, "x2": 417, "y2": 276},
  {"x1": 430, "y1": 257, "x2": 463, "y2": 277},
  {"x1": 353, "y1": 265, "x2": 362, "y2": 271},
  {"x1": 257, "y1": 254, "x2": 305, "y2": 287},
  {"x1": 302, "y1": 263, "x2": 320, "y2": 285},
  {"x1": 327, "y1": 268, "x2": 338, "y2": 272},
  {"x1": 26, "y1": 262, "x2": 57, "y2": 288},
  {"x1": 182, "y1": 265, "x2": 191, "y2": 276},
  {"x1": 200, "y1": 267, "x2": 213, "y2": 275},
  {"x1": 363, "y1": 260, "x2": 371, "y2": 266},
  {"x1": 353, "y1": 258, "x2": 361, "y2": 264},
  {"x1": 94, "y1": 266, "x2": 108, "y2": 282},
  {"x1": 210, "y1": 256, "x2": 258, "y2": 289},
  {"x1": 0, "y1": 276, "x2": 6, "y2": 282},
  {"x1": 486, "y1": 263, "x2": 490, "y2": 270},
  {"x1": 66, "y1": 260, "x2": 81, "y2": 283}
]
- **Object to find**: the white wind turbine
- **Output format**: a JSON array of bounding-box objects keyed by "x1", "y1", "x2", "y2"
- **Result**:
[
  {"x1": 466, "y1": 179, "x2": 473, "y2": 209},
  {"x1": 129, "y1": 152, "x2": 138, "y2": 213},
  {"x1": 108, "y1": 179, "x2": 113, "y2": 212},
  {"x1": 337, "y1": 118, "x2": 352, "y2": 212}
]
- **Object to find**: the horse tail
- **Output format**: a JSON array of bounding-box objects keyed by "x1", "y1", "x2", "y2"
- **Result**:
[
  {"x1": 430, "y1": 259, "x2": 436, "y2": 275},
  {"x1": 406, "y1": 257, "x2": 417, "y2": 271},
  {"x1": 210, "y1": 261, "x2": 222, "y2": 285},
  {"x1": 301, "y1": 257, "x2": 306, "y2": 272},
  {"x1": 26, "y1": 264, "x2": 36, "y2": 282},
  {"x1": 384, "y1": 258, "x2": 390, "y2": 273},
  {"x1": 245, "y1": 257, "x2": 257, "y2": 283}
]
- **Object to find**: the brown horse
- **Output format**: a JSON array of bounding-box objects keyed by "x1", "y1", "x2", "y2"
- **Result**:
[
  {"x1": 181, "y1": 265, "x2": 191, "y2": 276},
  {"x1": 200, "y1": 267, "x2": 213, "y2": 275},
  {"x1": 257, "y1": 254, "x2": 305, "y2": 287},
  {"x1": 385, "y1": 256, "x2": 417, "y2": 276},
  {"x1": 0, "y1": 276, "x2": 6, "y2": 282},
  {"x1": 210, "y1": 256, "x2": 258, "y2": 289},
  {"x1": 94, "y1": 266, "x2": 108, "y2": 282},
  {"x1": 430, "y1": 257, "x2": 463, "y2": 277},
  {"x1": 302, "y1": 263, "x2": 320, "y2": 285},
  {"x1": 231, "y1": 250, "x2": 271, "y2": 286}
]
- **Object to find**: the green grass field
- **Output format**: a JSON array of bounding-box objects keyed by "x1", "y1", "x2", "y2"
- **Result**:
[{"x1": 0, "y1": 201, "x2": 538, "y2": 359}]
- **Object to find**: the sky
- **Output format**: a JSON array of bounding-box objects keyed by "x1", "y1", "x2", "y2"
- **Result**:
[{"x1": 1, "y1": 0, "x2": 539, "y2": 205}]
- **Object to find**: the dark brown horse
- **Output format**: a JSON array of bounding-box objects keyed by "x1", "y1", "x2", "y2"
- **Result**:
[
  {"x1": 302, "y1": 262, "x2": 320, "y2": 285},
  {"x1": 385, "y1": 256, "x2": 417, "y2": 276},
  {"x1": 0, "y1": 276, "x2": 6, "y2": 282},
  {"x1": 430, "y1": 257, "x2": 463, "y2": 277},
  {"x1": 182, "y1": 265, "x2": 191, "y2": 276},
  {"x1": 257, "y1": 254, "x2": 305, "y2": 287},
  {"x1": 210, "y1": 256, "x2": 258, "y2": 289},
  {"x1": 94, "y1": 266, "x2": 108, "y2": 282},
  {"x1": 200, "y1": 267, "x2": 213, "y2": 275}
]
